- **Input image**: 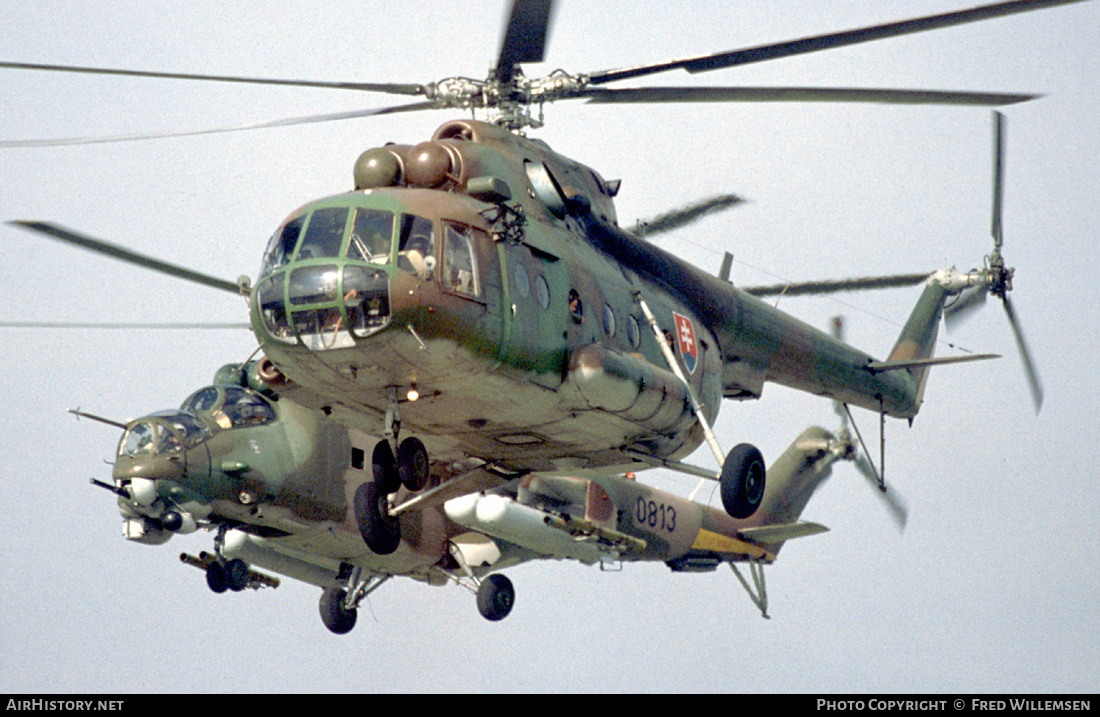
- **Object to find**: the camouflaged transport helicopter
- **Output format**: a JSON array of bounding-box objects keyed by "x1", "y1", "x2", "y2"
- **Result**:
[{"x1": 4, "y1": 0, "x2": 1057, "y2": 632}]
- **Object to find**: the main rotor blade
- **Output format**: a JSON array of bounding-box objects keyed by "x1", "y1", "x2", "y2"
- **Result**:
[
  {"x1": 0, "y1": 321, "x2": 250, "y2": 330},
  {"x1": 0, "y1": 101, "x2": 436, "y2": 148},
  {"x1": 495, "y1": 0, "x2": 555, "y2": 81},
  {"x1": 992, "y1": 110, "x2": 1006, "y2": 251},
  {"x1": 8, "y1": 221, "x2": 242, "y2": 294},
  {"x1": 742, "y1": 273, "x2": 929, "y2": 298},
  {"x1": 0, "y1": 60, "x2": 426, "y2": 96},
  {"x1": 585, "y1": 0, "x2": 1089, "y2": 85},
  {"x1": 1002, "y1": 295, "x2": 1044, "y2": 413},
  {"x1": 637, "y1": 194, "x2": 744, "y2": 237},
  {"x1": 582, "y1": 86, "x2": 1039, "y2": 107}
]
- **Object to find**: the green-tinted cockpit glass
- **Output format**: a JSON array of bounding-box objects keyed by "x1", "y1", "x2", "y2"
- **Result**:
[
  {"x1": 260, "y1": 214, "x2": 304, "y2": 277},
  {"x1": 397, "y1": 214, "x2": 436, "y2": 279},
  {"x1": 288, "y1": 264, "x2": 341, "y2": 306},
  {"x1": 347, "y1": 209, "x2": 395, "y2": 264},
  {"x1": 257, "y1": 275, "x2": 294, "y2": 344},
  {"x1": 118, "y1": 411, "x2": 210, "y2": 457},
  {"x1": 296, "y1": 207, "x2": 349, "y2": 261}
]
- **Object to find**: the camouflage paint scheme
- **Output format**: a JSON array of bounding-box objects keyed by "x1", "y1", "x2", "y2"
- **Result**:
[
  {"x1": 105, "y1": 120, "x2": 957, "y2": 628},
  {"x1": 251, "y1": 119, "x2": 942, "y2": 477},
  {"x1": 111, "y1": 373, "x2": 844, "y2": 594}
]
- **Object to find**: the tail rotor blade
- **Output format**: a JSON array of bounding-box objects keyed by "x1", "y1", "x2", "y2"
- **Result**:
[
  {"x1": 943, "y1": 285, "x2": 988, "y2": 330},
  {"x1": 1002, "y1": 295, "x2": 1044, "y2": 413},
  {"x1": 992, "y1": 110, "x2": 1005, "y2": 251},
  {"x1": 854, "y1": 454, "x2": 908, "y2": 532}
]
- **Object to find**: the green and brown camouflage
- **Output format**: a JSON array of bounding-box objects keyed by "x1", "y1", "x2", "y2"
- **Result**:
[
  {"x1": 55, "y1": 118, "x2": 974, "y2": 629},
  {"x1": 248, "y1": 119, "x2": 954, "y2": 483},
  {"x1": 7, "y1": 0, "x2": 1065, "y2": 632},
  {"x1": 106, "y1": 367, "x2": 856, "y2": 624}
]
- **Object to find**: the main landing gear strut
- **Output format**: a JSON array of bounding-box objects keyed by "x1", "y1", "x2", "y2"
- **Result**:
[
  {"x1": 353, "y1": 398, "x2": 431, "y2": 555},
  {"x1": 636, "y1": 292, "x2": 766, "y2": 521}
]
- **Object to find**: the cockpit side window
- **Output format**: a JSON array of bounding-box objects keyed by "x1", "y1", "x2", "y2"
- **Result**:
[
  {"x1": 220, "y1": 387, "x2": 276, "y2": 427},
  {"x1": 121, "y1": 422, "x2": 156, "y2": 457},
  {"x1": 182, "y1": 387, "x2": 219, "y2": 414},
  {"x1": 347, "y1": 209, "x2": 395, "y2": 264},
  {"x1": 181, "y1": 386, "x2": 275, "y2": 430},
  {"x1": 442, "y1": 221, "x2": 481, "y2": 297},
  {"x1": 296, "y1": 207, "x2": 350, "y2": 261},
  {"x1": 157, "y1": 430, "x2": 182, "y2": 454},
  {"x1": 397, "y1": 214, "x2": 436, "y2": 279},
  {"x1": 261, "y1": 214, "x2": 304, "y2": 276}
]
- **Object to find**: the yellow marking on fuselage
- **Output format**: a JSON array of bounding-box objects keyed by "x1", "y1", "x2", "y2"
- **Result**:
[{"x1": 691, "y1": 528, "x2": 774, "y2": 561}]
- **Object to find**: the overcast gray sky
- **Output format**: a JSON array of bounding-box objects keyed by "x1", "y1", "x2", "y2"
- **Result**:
[{"x1": 1, "y1": 0, "x2": 1097, "y2": 693}]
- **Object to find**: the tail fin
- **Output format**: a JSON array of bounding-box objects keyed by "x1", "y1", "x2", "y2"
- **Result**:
[
  {"x1": 745, "y1": 426, "x2": 846, "y2": 556},
  {"x1": 881, "y1": 279, "x2": 949, "y2": 413},
  {"x1": 871, "y1": 275, "x2": 998, "y2": 419},
  {"x1": 755, "y1": 427, "x2": 844, "y2": 526}
]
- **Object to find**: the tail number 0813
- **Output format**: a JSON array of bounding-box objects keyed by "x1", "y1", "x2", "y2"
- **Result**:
[{"x1": 635, "y1": 497, "x2": 676, "y2": 533}]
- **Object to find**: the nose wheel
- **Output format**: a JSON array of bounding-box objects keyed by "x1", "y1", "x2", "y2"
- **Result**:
[
  {"x1": 201, "y1": 525, "x2": 253, "y2": 592},
  {"x1": 476, "y1": 573, "x2": 516, "y2": 621},
  {"x1": 396, "y1": 437, "x2": 429, "y2": 491},
  {"x1": 205, "y1": 557, "x2": 250, "y2": 593}
]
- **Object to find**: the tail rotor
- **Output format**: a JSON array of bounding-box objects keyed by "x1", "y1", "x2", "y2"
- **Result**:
[{"x1": 943, "y1": 111, "x2": 1043, "y2": 413}]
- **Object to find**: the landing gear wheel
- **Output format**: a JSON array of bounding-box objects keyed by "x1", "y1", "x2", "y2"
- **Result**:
[
  {"x1": 354, "y1": 480, "x2": 400, "y2": 555},
  {"x1": 205, "y1": 561, "x2": 228, "y2": 594},
  {"x1": 721, "y1": 443, "x2": 766, "y2": 519},
  {"x1": 372, "y1": 441, "x2": 400, "y2": 494},
  {"x1": 224, "y1": 558, "x2": 250, "y2": 592},
  {"x1": 396, "y1": 437, "x2": 429, "y2": 492},
  {"x1": 318, "y1": 586, "x2": 357, "y2": 635},
  {"x1": 476, "y1": 574, "x2": 515, "y2": 622}
]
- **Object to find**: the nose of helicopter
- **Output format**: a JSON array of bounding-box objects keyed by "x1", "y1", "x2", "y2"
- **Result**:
[
  {"x1": 253, "y1": 260, "x2": 397, "y2": 350},
  {"x1": 251, "y1": 194, "x2": 458, "y2": 352},
  {"x1": 112, "y1": 411, "x2": 211, "y2": 505}
]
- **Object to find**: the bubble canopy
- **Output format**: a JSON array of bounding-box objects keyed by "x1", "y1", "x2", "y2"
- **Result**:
[{"x1": 117, "y1": 410, "x2": 211, "y2": 458}]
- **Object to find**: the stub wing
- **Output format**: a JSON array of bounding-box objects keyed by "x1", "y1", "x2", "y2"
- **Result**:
[{"x1": 737, "y1": 521, "x2": 829, "y2": 544}]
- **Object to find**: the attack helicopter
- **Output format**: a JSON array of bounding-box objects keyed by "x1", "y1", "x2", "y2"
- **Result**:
[
  {"x1": 2, "y1": 0, "x2": 1058, "y2": 632},
  {"x1": 80, "y1": 358, "x2": 866, "y2": 629}
]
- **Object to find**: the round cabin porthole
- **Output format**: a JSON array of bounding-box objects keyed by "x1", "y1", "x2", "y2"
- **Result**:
[
  {"x1": 603, "y1": 303, "x2": 616, "y2": 337},
  {"x1": 627, "y1": 315, "x2": 641, "y2": 348},
  {"x1": 535, "y1": 275, "x2": 550, "y2": 310}
]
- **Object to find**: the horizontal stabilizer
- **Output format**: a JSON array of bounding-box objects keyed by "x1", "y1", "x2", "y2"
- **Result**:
[
  {"x1": 691, "y1": 529, "x2": 772, "y2": 560},
  {"x1": 866, "y1": 353, "x2": 999, "y2": 373},
  {"x1": 738, "y1": 521, "x2": 829, "y2": 543}
]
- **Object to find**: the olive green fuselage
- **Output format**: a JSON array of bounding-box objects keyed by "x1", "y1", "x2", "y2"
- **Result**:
[
  {"x1": 248, "y1": 119, "x2": 936, "y2": 479},
  {"x1": 111, "y1": 382, "x2": 843, "y2": 586}
]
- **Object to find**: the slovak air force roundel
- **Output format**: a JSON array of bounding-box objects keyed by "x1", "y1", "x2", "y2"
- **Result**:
[{"x1": 673, "y1": 312, "x2": 698, "y2": 374}]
